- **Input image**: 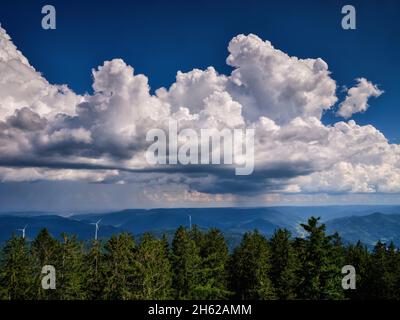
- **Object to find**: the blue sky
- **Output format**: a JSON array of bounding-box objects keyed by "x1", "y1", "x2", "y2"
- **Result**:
[{"x1": 0, "y1": 0, "x2": 399, "y2": 210}]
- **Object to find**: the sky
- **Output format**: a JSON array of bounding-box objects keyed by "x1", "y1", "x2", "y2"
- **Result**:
[{"x1": 0, "y1": 0, "x2": 399, "y2": 211}]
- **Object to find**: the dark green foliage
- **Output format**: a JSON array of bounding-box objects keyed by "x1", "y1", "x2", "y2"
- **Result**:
[
  {"x1": 83, "y1": 240, "x2": 105, "y2": 299},
  {"x1": 344, "y1": 241, "x2": 370, "y2": 299},
  {"x1": 102, "y1": 233, "x2": 138, "y2": 300},
  {"x1": 135, "y1": 233, "x2": 173, "y2": 299},
  {"x1": 229, "y1": 230, "x2": 276, "y2": 299},
  {"x1": 385, "y1": 242, "x2": 400, "y2": 299},
  {"x1": 296, "y1": 217, "x2": 345, "y2": 300},
  {"x1": 358, "y1": 241, "x2": 400, "y2": 300},
  {"x1": 0, "y1": 236, "x2": 33, "y2": 299},
  {"x1": 270, "y1": 229, "x2": 299, "y2": 299},
  {"x1": 2, "y1": 216, "x2": 400, "y2": 300},
  {"x1": 30, "y1": 228, "x2": 60, "y2": 300},
  {"x1": 171, "y1": 226, "x2": 202, "y2": 299},
  {"x1": 57, "y1": 234, "x2": 86, "y2": 299},
  {"x1": 192, "y1": 228, "x2": 232, "y2": 299}
]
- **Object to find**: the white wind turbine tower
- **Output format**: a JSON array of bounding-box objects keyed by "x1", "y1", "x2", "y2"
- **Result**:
[
  {"x1": 17, "y1": 224, "x2": 28, "y2": 239},
  {"x1": 188, "y1": 215, "x2": 192, "y2": 230},
  {"x1": 91, "y1": 219, "x2": 102, "y2": 241}
]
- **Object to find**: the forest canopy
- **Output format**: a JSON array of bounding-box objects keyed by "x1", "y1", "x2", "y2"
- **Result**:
[{"x1": 0, "y1": 217, "x2": 399, "y2": 300}]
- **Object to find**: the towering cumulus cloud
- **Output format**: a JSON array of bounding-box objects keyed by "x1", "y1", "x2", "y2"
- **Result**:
[
  {"x1": 0, "y1": 27, "x2": 399, "y2": 201},
  {"x1": 226, "y1": 34, "x2": 338, "y2": 122}
]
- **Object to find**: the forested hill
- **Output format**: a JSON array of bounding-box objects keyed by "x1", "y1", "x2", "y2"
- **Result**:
[{"x1": 326, "y1": 212, "x2": 400, "y2": 246}]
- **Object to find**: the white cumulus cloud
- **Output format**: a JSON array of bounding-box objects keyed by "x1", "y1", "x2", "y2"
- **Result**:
[
  {"x1": 0, "y1": 26, "x2": 398, "y2": 199},
  {"x1": 337, "y1": 78, "x2": 383, "y2": 118}
]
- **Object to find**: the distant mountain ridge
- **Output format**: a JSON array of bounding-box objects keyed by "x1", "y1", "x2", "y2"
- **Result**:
[
  {"x1": 326, "y1": 212, "x2": 400, "y2": 247},
  {"x1": 1, "y1": 206, "x2": 400, "y2": 248},
  {"x1": 0, "y1": 215, "x2": 122, "y2": 244},
  {"x1": 73, "y1": 207, "x2": 301, "y2": 235}
]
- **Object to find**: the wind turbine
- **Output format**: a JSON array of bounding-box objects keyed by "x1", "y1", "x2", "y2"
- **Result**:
[
  {"x1": 17, "y1": 224, "x2": 28, "y2": 239},
  {"x1": 188, "y1": 215, "x2": 192, "y2": 230},
  {"x1": 91, "y1": 219, "x2": 102, "y2": 240}
]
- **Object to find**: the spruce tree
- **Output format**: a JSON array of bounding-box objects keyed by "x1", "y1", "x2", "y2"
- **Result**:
[
  {"x1": 344, "y1": 241, "x2": 370, "y2": 299},
  {"x1": 31, "y1": 229, "x2": 60, "y2": 300},
  {"x1": 367, "y1": 241, "x2": 388, "y2": 299},
  {"x1": 0, "y1": 235, "x2": 34, "y2": 300},
  {"x1": 83, "y1": 240, "x2": 105, "y2": 299},
  {"x1": 102, "y1": 233, "x2": 138, "y2": 300},
  {"x1": 269, "y1": 229, "x2": 299, "y2": 299},
  {"x1": 296, "y1": 217, "x2": 344, "y2": 300},
  {"x1": 171, "y1": 226, "x2": 202, "y2": 299},
  {"x1": 385, "y1": 242, "x2": 400, "y2": 299},
  {"x1": 135, "y1": 233, "x2": 173, "y2": 299},
  {"x1": 194, "y1": 228, "x2": 232, "y2": 299},
  {"x1": 57, "y1": 234, "x2": 86, "y2": 300},
  {"x1": 229, "y1": 230, "x2": 275, "y2": 300}
]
